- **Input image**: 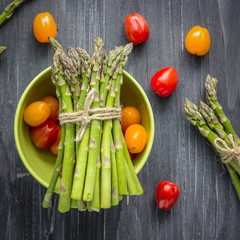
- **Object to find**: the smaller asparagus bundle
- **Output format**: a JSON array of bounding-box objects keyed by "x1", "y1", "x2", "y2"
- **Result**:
[
  {"x1": 205, "y1": 75, "x2": 240, "y2": 144},
  {"x1": 184, "y1": 75, "x2": 240, "y2": 200},
  {"x1": 199, "y1": 101, "x2": 240, "y2": 175},
  {"x1": 43, "y1": 37, "x2": 143, "y2": 212}
]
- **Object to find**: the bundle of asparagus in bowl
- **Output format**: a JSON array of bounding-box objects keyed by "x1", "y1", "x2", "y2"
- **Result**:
[{"x1": 42, "y1": 37, "x2": 143, "y2": 212}]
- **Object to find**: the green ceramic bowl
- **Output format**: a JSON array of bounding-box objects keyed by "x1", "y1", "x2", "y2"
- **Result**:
[{"x1": 14, "y1": 67, "x2": 154, "y2": 192}]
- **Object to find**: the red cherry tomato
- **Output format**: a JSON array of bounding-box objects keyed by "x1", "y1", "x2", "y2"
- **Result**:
[
  {"x1": 150, "y1": 67, "x2": 178, "y2": 97},
  {"x1": 30, "y1": 120, "x2": 59, "y2": 149},
  {"x1": 155, "y1": 181, "x2": 180, "y2": 210},
  {"x1": 125, "y1": 13, "x2": 150, "y2": 45}
]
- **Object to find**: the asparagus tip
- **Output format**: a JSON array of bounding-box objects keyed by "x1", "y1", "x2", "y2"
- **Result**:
[
  {"x1": 48, "y1": 37, "x2": 63, "y2": 52},
  {"x1": 205, "y1": 74, "x2": 218, "y2": 101},
  {"x1": 123, "y1": 42, "x2": 133, "y2": 56},
  {"x1": 0, "y1": 46, "x2": 7, "y2": 55},
  {"x1": 184, "y1": 98, "x2": 205, "y2": 126},
  {"x1": 67, "y1": 47, "x2": 81, "y2": 73}
]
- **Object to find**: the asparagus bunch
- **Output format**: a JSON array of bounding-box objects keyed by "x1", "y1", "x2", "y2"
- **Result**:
[
  {"x1": 184, "y1": 75, "x2": 240, "y2": 200},
  {"x1": 43, "y1": 37, "x2": 143, "y2": 212}
]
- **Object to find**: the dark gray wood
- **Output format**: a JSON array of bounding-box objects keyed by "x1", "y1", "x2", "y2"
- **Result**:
[{"x1": 1, "y1": 0, "x2": 240, "y2": 239}]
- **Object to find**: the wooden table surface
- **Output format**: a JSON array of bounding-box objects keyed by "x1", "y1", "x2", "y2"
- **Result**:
[{"x1": 1, "y1": 0, "x2": 240, "y2": 239}]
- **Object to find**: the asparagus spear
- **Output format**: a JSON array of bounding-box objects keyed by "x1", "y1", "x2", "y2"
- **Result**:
[
  {"x1": 114, "y1": 45, "x2": 143, "y2": 195},
  {"x1": 122, "y1": 137, "x2": 143, "y2": 194},
  {"x1": 67, "y1": 47, "x2": 82, "y2": 110},
  {"x1": 71, "y1": 199, "x2": 78, "y2": 208},
  {"x1": 90, "y1": 155, "x2": 101, "y2": 211},
  {"x1": 111, "y1": 43, "x2": 143, "y2": 195},
  {"x1": 77, "y1": 199, "x2": 87, "y2": 211},
  {"x1": 71, "y1": 50, "x2": 91, "y2": 200},
  {"x1": 184, "y1": 98, "x2": 240, "y2": 196},
  {"x1": 82, "y1": 37, "x2": 105, "y2": 201},
  {"x1": 184, "y1": 98, "x2": 217, "y2": 143},
  {"x1": 199, "y1": 101, "x2": 231, "y2": 146},
  {"x1": 76, "y1": 48, "x2": 91, "y2": 112},
  {"x1": 100, "y1": 70, "x2": 118, "y2": 208},
  {"x1": 110, "y1": 136, "x2": 119, "y2": 206},
  {"x1": 42, "y1": 53, "x2": 66, "y2": 208},
  {"x1": 205, "y1": 75, "x2": 240, "y2": 144},
  {"x1": 99, "y1": 47, "x2": 123, "y2": 107},
  {"x1": 226, "y1": 164, "x2": 240, "y2": 200},
  {"x1": 48, "y1": 38, "x2": 76, "y2": 212},
  {"x1": 91, "y1": 52, "x2": 110, "y2": 211},
  {"x1": 199, "y1": 101, "x2": 240, "y2": 174},
  {"x1": 124, "y1": 156, "x2": 138, "y2": 194},
  {"x1": 59, "y1": 55, "x2": 79, "y2": 110},
  {"x1": 48, "y1": 37, "x2": 63, "y2": 52},
  {"x1": 59, "y1": 55, "x2": 81, "y2": 157},
  {"x1": 86, "y1": 201, "x2": 93, "y2": 211},
  {"x1": 56, "y1": 54, "x2": 76, "y2": 213},
  {"x1": 0, "y1": 0, "x2": 25, "y2": 26},
  {"x1": 43, "y1": 39, "x2": 66, "y2": 208},
  {"x1": 0, "y1": 46, "x2": 6, "y2": 55}
]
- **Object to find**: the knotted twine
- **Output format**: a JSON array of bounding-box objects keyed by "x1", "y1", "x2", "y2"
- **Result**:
[
  {"x1": 58, "y1": 89, "x2": 121, "y2": 142},
  {"x1": 213, "y1": 134, "x2": 240, "y2": 166}
]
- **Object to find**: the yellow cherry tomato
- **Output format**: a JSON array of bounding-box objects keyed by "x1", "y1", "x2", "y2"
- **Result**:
[
  {"x1": 24, "y1": 101, "x2": 51, "y2": 127},
  {"x1": 185, "y1": 26, "x2": 210, "y2": 56},
  {"x1": 121, "y1": 106, "x2": 141, "y2": 132},
  {"x1": 33, "y1": 12, "x2": 57, "y2": 43},
  {"x1": 125, "y1": 124, "x2": 147, "y2": 154}
]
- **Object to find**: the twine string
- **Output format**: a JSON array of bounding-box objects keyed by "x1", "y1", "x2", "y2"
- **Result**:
[
  {"x1": 213, "y1": 134, "x2": 240, "y2": 165},
  {"x1": 59, "y1": 89, "x2": 121, "y2": 142}
]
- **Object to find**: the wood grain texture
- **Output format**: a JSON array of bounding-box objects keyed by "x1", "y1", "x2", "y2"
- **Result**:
[{"x1": 0, "y1": 0, "x2": 240, "y2": 239}]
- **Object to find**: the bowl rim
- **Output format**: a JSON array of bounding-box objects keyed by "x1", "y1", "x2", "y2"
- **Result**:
[{"x1": 14, "y1": 66, "x2": 155, "y2": 188}]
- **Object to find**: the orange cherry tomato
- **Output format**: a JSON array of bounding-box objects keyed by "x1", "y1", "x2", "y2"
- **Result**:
[
  {"x1": 125, "y1": 124, "x2": 147, "y2": 153},
  {"x1": 185, "y1": 26, "x2": 210, "y2": 56},
  {"x1": 121, "y1": 106, "x2": 141, "y2": 132},
  {"x1": 24, "y1": 101, "x2": 51, "y2": 127},
  {"x1": 50, "y1": 127, "x2": 62, "y2": 155},
  {"x1": 33, "y1": 12, "x2": 57, "y2": 43},
  {"x1": 41, "y1": 96, "x2": 59, "y2": 122}
]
